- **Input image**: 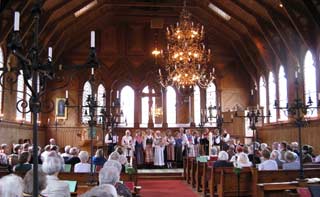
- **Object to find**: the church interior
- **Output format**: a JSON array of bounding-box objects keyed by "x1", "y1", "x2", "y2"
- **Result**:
[{"x1": 1, "y1": 0, "x2": 320, "y2": 196}]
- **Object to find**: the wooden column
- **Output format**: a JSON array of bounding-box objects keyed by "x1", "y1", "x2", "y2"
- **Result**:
[
  {"x1": 134, "y1": 89, "x2": 141, "y2": 128},
  {"x1": 147, "y1": 86, "x2": 154, "y2": 128},
  {"x1": 162, "y1": 87, "x2": 168, "y2": 128}
]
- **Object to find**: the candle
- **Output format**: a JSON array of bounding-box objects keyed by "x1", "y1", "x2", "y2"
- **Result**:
[
  {"x1": 48, "y1": 47, "x2": 52, "y2": 62},
  {"x1": 159, "y1": 69, "x2": 161, "y2": 76},
  {"x1": 295, "y1": 71, "x2": 298, "y2": 79},
  {"x1": 14, "y1": 12, "x2": 20, "y2": 31},
  {"x1": 257, "y1": 104, "x2": 260, "y2": 109},
  {"x1": 318, "y1": 93, "x2": 320, "y2": 99},
  {"x1": 65, "y1": 90, "x2": 69, "y2": 98},
  {"x1": 130, "y1": 156, "x2": 133, "y2": 166},
  {"x1": 251, "y1": 89, "x2": 254, "y2": 95},
  {"x1": 91, "y1": 67, "x2": 94, "y2": 75},
  {"x1": 90, "y1": 31, "x2": 95, "y2": 48},
  {"x1": 116, "y1": 91, "x2": 119, "y2": 98}
]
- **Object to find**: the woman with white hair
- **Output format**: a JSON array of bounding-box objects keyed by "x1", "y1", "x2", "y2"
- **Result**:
[
  {"x1": 121, "y1": 130, "x2": 133, "y2": 157},
  {"x1": 41, "y1": 152, "x2": 70, "y2": 197},
  {"x1": 74, "y1": 151, "x2": 90, "y2": 173},
  {"x1": 81, "y1": 184, "x2": 117, "y2": 197},
  {"x1": 213, "y1": 151, "x2": 233, "y2": 168},
  {"x1": 103, "y1": 160, "x2": 122, "y2": 174},
  {"x1": 235, "y1": 152, "x2": 252, "y2": 167},
  {"x1": 99, "y1": 166, "x2": 132, "y2": 197},
  {"x1": 0, "y1": 174, "x2": 24, "y2": 197}
]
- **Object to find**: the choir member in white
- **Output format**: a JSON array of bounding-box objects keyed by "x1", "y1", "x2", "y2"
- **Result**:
[
  {"x1": 153, "y1": 130, "x2": 165, "y2": 167},
  {"x1": 121, "y1": 130, "x2": 133, "y2": 157}
]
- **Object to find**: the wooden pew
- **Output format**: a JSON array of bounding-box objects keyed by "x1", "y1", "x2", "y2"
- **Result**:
[
  {"x1": 251, "y1": 168, "x2": 320, "y2": 196},
  {"x1": 183, "y1": 157, "x2": 187, "y2": 180},
  {"x1": 201, "y1": 162, "x2": 211, "y2": 196},
  {"x1": 256, "y1": 181, "x2": 299, "y2": 197},
  {"x1": 58, "y1": 172, "x2": 99, "y2": 185},
  {"x1": 191, "y1": 158, "x2": 197, "y2": 188},
  {"x1": 195, "y1": 161, "x2": 205, "y2": 192},
  {"x1": 208, "y1": 167, "x2": 253, "y2": 197},
  {"x1": 186, "y1": 157, "x2": 195, "y2": 184}
]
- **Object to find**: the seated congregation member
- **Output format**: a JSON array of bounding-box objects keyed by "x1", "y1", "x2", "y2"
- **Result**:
[
  {"x1": 0, "y1": 174, "x2": 24, "y2": 197},
  {"x1": 103, "y1": 160, "x2": 122, "y2": 173},
  {"x1": 0, "y1": 150, "x2": 8, "y2": 172},
  {"x1": 283, "y1": 151, "x2": 300, "y2": 170},
  {"x1": 270, "y1": 150, "x2": 283, "y2": 168},
  {"x1": 14, "y1": 151, "x2": 32, "y2": 173},
  {"x1": 74, "y1": 151, "x2": 90, "y2": 173},
  {"x1": 302, "y1": 145, "x2": 313, "y2": 163},
  {"x1": 258, "y1": 149, "x2": 278, "y2": 171},
  {"x1": 99, "y1": 166, "x2": 132, "y2": 197},
  {"x1": 41, "y1": 145, "x2": 52, "y2": 162},
  {"x1": 213, "y1": 151, "x2": 233, "y2": 168},
  {"x1": 41, "y1": 152, "x2": 70, "y2": 197},
  {"x1": 61, "y1": 145, "x2": 72, "y2": 162},
  {"x1": 29, "y1": 145, "x2": 42, "y2": 165},
  {"x1": 65, "y1": 147, "x2": 80, "y2": 165},
  {"x1": 7, "y1": 154, "x2": 18, "y2": 173},
  {"x1": 80, "y1": 184, "x2": 117, "y2": 197},
  {"x1": 93, "y1": 148, "x2": 107, "y2": 168},
  {"x1": 235, "y1": 152, "x2": 252, "y2": 167},
  {"x1": 23, "y1": 168, "x2": 47, "y2": 196}
]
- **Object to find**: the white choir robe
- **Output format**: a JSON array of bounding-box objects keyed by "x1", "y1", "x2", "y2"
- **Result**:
[
  {"x1": 121, "y1": 135, "x2": 133, "y2": 157},
  {"x1": 153, "y1": 137, "x2": 165, "y2": 166}
]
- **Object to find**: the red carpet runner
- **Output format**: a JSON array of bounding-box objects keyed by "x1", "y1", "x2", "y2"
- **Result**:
[{"x1": 138, "y1": 180, "x2": 199, "y2": 197}]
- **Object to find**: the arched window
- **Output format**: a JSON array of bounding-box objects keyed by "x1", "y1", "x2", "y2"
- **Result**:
[
  {"x1": 141, "y1": 86, "x2": 155, "y2": 126},
  {"x1": 82, "y1": 81, "x2": 92, "y2": 123},
  {"x1": 268, "y1": 72, "x2": 276, "y2": 123},
  {"x1": 206, "y1": 82, "x2": 217, "y2": 124},
  {"x1": 259, "y1": 76, "x2": 267, "y2": 122},
  {"x1": 16, "y1": 75, "x2": 24, "y2": 120},
  {"x1": 0, "y1": 47, "x2": 3, "y2": 114},
  {"x1": 166, "y1": 86, "x2": 176, "y2": 125},
  {"x1": 120, "y1": 85, "x2": 135, "y2": 127},
  {"x1": 97, "y1": 84, "x2": 106, "y2": 124},
  {"x1": 194, "y1": 85, "x2": 201, "y2": 125},
  {"x1": 278, "y1": 66, "x2": 288, "y2": 121},
  {"x1": 304, "y1": 50, "x2": 317, "y2": 117}
]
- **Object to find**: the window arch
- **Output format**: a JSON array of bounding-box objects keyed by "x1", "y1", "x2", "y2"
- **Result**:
[
  {"x1": 97, "y1": 84, "x2": 106, "y2": 124},
  {"x1": 259, "y1": 76, "x2": 267, "y2": 121},
  {"x1": 194, "y1": 85, "x2": 201, "y2": 125},
  {"x1": 120, "y1": 85, "x2": 135, "y2": 127},
  {"x1": 16, "y1": 75, "x2": 24, "y2": 120},
  {"x1": 141, "y1": 86, "x2": 155, "y2": 126},
  {"x1": 206, "y1": 82, "x2": 217, "y2": 124},
  {"x1": 0, "y1": 47, "x2": 3, "y2": 114},
  {"x1": 278, "y1": 66, "x2": 288, "y2": 121},
  {"x1": 304, "y1": 50, "x2": 317, "y2": 117},
  {"x1": 268, "y1": 72, "x2": 276, "y2": 122},
  {"x1": 82, "y1": 81, "x2": 92, "y2": 123},
  {"x1": 166, "y1": 86, "x2": 176, "y2": 125}
]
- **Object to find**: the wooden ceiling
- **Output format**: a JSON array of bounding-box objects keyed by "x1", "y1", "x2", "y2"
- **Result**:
[{"x1": 1, "y1": 0, "x2": 320, "y2": 82}]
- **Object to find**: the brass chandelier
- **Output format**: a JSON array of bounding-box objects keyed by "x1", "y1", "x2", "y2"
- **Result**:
[{"x1": 159, "y1": 1, "x2": 214, "y2": 89}]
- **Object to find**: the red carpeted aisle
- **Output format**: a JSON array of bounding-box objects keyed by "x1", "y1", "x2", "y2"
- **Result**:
[{"x1": 138, "y1": 180, "x2": 199, "y2": 197}]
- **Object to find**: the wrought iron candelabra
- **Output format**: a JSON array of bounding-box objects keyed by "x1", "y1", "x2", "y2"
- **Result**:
[
  {"x1": 2, "y1": 1, "x2": 98, "y2": 196},
  {"x1": 99, "y1": 96, "x2": 122, "y2": 155},
  {"x1": 274, "y1": 74, "x2": 320, "y2": 180},
  {"x1": 235, "y1": 107, "x2": 270, "y2": 166}
]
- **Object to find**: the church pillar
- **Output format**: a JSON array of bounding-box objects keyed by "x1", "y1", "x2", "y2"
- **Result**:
[
  {"x1": 134, "y1": 89, "x2": 141, "y2": 128},
  {"x1": 162, "y1": 87, "x2": 168, "y2": 128},
  {"x1": 148, "y1": 86, "x2": 154, "y2": 128}
]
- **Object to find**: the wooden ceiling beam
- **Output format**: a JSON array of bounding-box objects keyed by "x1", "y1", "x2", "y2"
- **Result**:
[
  {"x1": 207, "y1": 0, "x2": 274, "y2": 72},
  {"x1": 282, "y1": 0, "x2": 320, "y2": 50},
  {"x1": 301, "y1": 0, "x2": 320, "y2": 28},
  {"x1": 231, "y1": 1, "x2": 284, "y2": 69},
  {"x1": 256, "y1": 1, "x2": 302, "y2": 68}
]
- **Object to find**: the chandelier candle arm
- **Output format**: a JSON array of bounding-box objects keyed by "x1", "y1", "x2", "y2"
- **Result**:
[
  {"x1": 90, "y1": 31, "x2": 95, "y2": 48},
  {"x1": 48, "y1": 47, "x2": 52, "y2": 62},
  {"x1": 14, "y1": 11, "x2": 20, "y2": 31}
]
